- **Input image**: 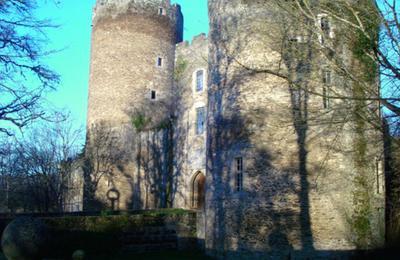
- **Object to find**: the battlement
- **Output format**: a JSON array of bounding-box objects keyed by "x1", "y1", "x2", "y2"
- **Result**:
[
  {"x1": 176, "y1": 33, "x2": 208, "y2": 53},
  {"x1": 93, "y1": 0, "x2": 183, "y2": 42}
]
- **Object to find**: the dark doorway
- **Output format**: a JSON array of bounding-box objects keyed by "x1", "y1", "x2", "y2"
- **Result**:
[{"x1": 191, "y1": 171, "x2": 205, "y2": 210}]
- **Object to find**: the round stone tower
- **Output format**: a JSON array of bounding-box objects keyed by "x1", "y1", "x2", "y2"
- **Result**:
[
  {"x1": 87, "y1": 0, "x2": 183, "y2": 127},
  {"x1": 85, "y1": 0, "x2": 183, "y2": 210}
]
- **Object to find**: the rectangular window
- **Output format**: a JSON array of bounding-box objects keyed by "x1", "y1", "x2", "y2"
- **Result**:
[
  {"x1": 157, "y1": 57, "x2": 163, "y2": 67},
  {"x1": 151, "y1": 90, "x2": 156, "y2": 100},
  {"x1": 323, "y1": 86, "x2": 329, "y2": 109},
  {"x1": 235, "y1": 157, "x2": 243, "y2": 192},
  {"x1": 322, "y1": 70, "x2": 331, "y2": 109},
  {"x1": 323, "y1": 70, "x2": 331, "y2": 85},
  {"x1": 196, "y1": 107, "x2": 205, "y2": 135},
  {"x1": 319, "y1": 15, "x2": 331, "y2": 44},
  {"x1": 321, "y1": 17, "x2": 330, "y2": 35},
  {"x1": 196, "y1": 70, "x2": 204, "y2": 92}
]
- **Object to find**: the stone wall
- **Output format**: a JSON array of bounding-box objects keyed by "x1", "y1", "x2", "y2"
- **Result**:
[
  {"x1": 85, "y1": 0, "x2": 183, "y2": 210},
  {"x1": 84, "y1": 0, "x2": 385, "y2": 258},
  {"x1": 0, "y1": 210, "x2": 198, "y2": 256},
  {"x1": 172, "y1": 34, "x2": 209, "y2": 210},
  {"x1": 172, "y1": 34, "x2": 209, "y2": 247},
  {"x1": 206, "y1": 0, "x2": 384, "y2": 258}
]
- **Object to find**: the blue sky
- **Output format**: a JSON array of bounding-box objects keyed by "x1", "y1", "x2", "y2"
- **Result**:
[{"x1": 38, "y1": 0, "x2": 208, "y2": 130}]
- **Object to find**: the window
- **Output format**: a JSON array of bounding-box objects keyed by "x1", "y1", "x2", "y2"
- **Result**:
[
  {"x1": 322, "y1": 70, "x2": 331, "y2": 85},
  {"x1": 196, "y1": 70, "x2": 204, "y2": 92},
  {"x1": 321, "y1": 17, "x2": 330, "y2": 35},
  {"x1": 151, "y1": 90, "x2": 156, "y2": 100},
  {"x1": 196, "y1": 107, "x2": 205, "y2": 135},
  {"x1": 322, "y1": 70, "x2": 331, "y2": 109},
  {"x1": 235, "y1": 157, "x2": 243, "y2": 192},
  {"x1": 158, "y1": 8, "x2": 164, "y2": 15},
  {"x1": 323, "y1": 86, "x2": 330, "y2": 109},
  {"x1": 319, "y1": 16, "x2": 331, "y2": 44},
  {"x1": 157, "y1": 57, "x2": 163, "y2": 67}
]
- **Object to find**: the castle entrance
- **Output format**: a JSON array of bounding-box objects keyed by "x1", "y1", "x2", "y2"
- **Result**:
[{"x1": 191, "y1": 171, "x2": 205, "y2": 210}]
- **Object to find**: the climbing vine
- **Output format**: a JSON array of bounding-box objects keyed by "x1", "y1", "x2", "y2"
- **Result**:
[
  {"x1": 174, "y1": 56, "x2": 188, "y2": 81},
  {"x1": 131, "y1": 113, "x2": 150, "y2": 132},
  {"x1": 351, "y1": 83, "x2": 373, "y2": 248}
]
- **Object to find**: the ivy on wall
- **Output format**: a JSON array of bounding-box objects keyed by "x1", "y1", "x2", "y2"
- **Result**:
[{"x1": 174, "y1": 56, "x2": 188, "y2": 81}]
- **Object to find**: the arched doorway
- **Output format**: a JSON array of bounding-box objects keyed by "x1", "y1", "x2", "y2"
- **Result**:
[{"x1": 191, "y1": 171, "x2": 205, "y2": 210}]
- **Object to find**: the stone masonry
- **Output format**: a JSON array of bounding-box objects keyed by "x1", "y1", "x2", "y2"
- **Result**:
[{"x1": 85, "y1": 0, "x2": 385, "y2": 258}]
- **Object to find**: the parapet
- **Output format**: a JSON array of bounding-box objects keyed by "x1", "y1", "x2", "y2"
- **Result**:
[
  {"x1": 93, "y1": 0, "x2": 183, "y2": 42},
  {"x1": 176, "y1": 33, "x2": 208, "y2": 52}
]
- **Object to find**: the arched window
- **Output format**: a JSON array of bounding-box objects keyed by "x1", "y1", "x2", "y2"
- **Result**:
[{"x1": 191, "y1": 171, "x2": 205, "y2": 209}]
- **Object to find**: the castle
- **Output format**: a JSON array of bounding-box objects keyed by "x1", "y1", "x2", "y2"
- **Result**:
[{"x1": 85, "y1": 0, "x2": 385, "y2": 258}]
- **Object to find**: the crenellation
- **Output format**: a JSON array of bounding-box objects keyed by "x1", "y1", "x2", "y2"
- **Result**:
[
  {"x1": 84, "y1": 0, "x2": 385, "y2": 258},
  {"x1": 176, "y1": 33, "x2": 208, "y2": 53},
  {"x1": 93, "y1": 0, "x2": 182, "y2": 43}
]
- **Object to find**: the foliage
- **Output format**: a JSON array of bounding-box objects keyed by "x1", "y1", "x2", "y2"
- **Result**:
[
  {"x1": 131, "y1": 113, "x2": 151, "y2": 132},
  {"x1": 174, "y1": 56, "x2": 188, "y2": 80},
  {"x1": 0, "y1": 210, "x2": 196, "y2": 257},
  {"x1": 156, "y1": 118, "x2": 172, "y2": 130},
  {"x1": 350, "y1": 82, "x2": 374, "y2": 248}
]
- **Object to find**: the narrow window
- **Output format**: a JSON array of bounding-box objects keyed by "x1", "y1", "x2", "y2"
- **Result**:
[
  {"x1": 321, "y1": 17, "x2": 330, "y2": 35},
  {"x1": 158, "y1": 8, "x2": 164, "y2": 15},
  {"x1": 323, "y1": 86, "x2": 330, "y2": 109},
  {"x1": 151, "y1": 90, "x2": 156, "y2": 100},
  {"x1": 196, "y1": 107, "x2": 205, "y2": 135},
  {"x1": 196, "y1": 70, "x2": 204, "y2": 92},
  {"x1": 323, "y1": 70, "x2": 331, "y2": 85},
  {"x1": 376, "y1": 158, "x2": 381, "y2": 194},
  {"x1": 157, "y1": 57, "x2": 163, "y2": 67},
  {"x1": 235, "y1": 157, "x2": 243, "y2": 192},
  {"x1": 319, "y1": 16, "x2": 331, "y2": 44},
  {"x1": 322, "y1": 70, "x2": 331, "y2": 109}
]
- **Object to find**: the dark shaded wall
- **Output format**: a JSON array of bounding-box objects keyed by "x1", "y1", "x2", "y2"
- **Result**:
[{"x1": 205, "y1": 0, "x2": 385, "y2": 258}]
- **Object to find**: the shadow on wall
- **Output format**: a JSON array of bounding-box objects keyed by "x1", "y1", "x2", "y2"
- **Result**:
[
  {"x1": 124, "y1": 97, "x2": 184, "y2": 210},
  {"x1": 206, "y1": 1, "x2": 323, "y2": 257},
  {"x1": 83, "y1": 95, "x2": 186, "y2": 211},
  {"x1": 83, "y1": 121, "x2": 128, "y2": 211}
]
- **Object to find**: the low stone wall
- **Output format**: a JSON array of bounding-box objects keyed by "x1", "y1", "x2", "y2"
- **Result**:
[{"x1": 0, "y1": 209, "x2": 198, "y2": 257}]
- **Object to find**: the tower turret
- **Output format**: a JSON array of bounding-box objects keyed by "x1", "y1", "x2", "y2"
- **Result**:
[
  {"x1": 85, "y1": 0, "x2": 183, "y2": 210},
  {"x1": 87, "y1": 0, "x2": 182, "y2": 127}
]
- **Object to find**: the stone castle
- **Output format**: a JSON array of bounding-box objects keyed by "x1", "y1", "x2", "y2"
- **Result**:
[{"x1": 85, "y1": 0, "x2": 385, "y2": 258}]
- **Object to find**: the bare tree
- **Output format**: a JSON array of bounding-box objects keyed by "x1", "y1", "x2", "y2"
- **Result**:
[
  {"x1": 0, "y1": 117, "x2": 83, "y2": 213},
  {"x1": 83, "y1": 121, "x2": 126, "y2": 210},
  {"x1": 241, "y1": 0, "x2": 398, "y2": 133},
  {"x1": 0, "y1": 0, "x2": 59, "y2": 136}
]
